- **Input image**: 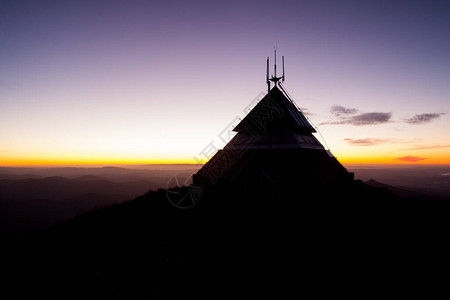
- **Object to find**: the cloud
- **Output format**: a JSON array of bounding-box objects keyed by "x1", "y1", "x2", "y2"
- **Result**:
[
  {"x1": 395, "y1": 156, "x2": 428, "y2": 162},
  {"x1": 299, "y1": 107, "x2": 315, "y2": 117},
  {"x1": 347, "y1": 112, "x2": 392, "y2": 125},
  {"x1": 404, "y1": 113, "x2": 445, "y2": 124},
  {"x1": 344, "y1": 138, "x2": 391, "y2": 146},
  {"x1": 322, "y1": 112, "x2": 392, "y2": 126},
  {"x1": 330, "y1": 105, "x2": 358, "y2": 116}
]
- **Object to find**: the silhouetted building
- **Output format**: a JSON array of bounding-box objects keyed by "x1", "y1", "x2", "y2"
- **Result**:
[{"x1": 193, "y1": 52, "x2": 353, "y2": 196}]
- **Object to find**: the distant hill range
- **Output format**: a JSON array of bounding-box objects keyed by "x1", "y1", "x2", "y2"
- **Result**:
[
  {"x1": 349, "y1": 164, "x2": 450, "y2": 198},
  {"x1": 365, "y1": 179, "x2": 427, "y2": 198},
  {"x1": 0, "y1": 166, "x2": 199, "y2": 236},
  {"x1": 0, "y1": 176, "x2": 156, "y2": 235}
]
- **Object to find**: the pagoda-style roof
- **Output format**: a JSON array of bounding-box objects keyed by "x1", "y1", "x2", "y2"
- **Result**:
[
  {"x1": 233, "y1": 85, "x2": 316, "y2": 134},
  {"x1": 193, "y1": 53, "x2": 353, "y2": 188}
]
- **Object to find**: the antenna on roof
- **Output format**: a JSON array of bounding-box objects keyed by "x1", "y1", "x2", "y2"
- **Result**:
[
  {"x1": 267, "y1": 48, "x2": 285, "y2": 91},
  {"x1": 266, "y1": 57, "x2": 270, "y2": 92},
  {"x1": 274, "y1": 47, "x2": 277, "y2": 79}
]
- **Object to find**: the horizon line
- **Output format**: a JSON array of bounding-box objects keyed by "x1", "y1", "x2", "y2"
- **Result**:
[{"x1": 1, "y1": 162, "x2": 449, "y2": 168}]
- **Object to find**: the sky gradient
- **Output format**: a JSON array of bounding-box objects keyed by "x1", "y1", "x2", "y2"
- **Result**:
[{"x1": 1, "y1": 0, "x2": 449, "y2": 166}]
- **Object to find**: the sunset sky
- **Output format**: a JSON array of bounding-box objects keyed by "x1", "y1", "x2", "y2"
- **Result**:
[{"x1": 1, "y1": 0, "x2": 449, "y2": 166}]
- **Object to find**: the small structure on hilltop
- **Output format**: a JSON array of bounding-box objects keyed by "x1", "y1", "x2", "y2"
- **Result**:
[{"x1": 193, "y1": 51, "x2": 353, "y2": 196}]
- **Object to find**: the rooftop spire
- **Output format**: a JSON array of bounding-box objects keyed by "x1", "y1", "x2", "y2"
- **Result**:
[{"x1": 266, "y1": 48, "x2": 285, "y2": 92}]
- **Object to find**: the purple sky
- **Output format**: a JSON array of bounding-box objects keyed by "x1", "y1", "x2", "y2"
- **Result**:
[{"x1": 1, "y1": 0, "x2": 449, "y2": 164}]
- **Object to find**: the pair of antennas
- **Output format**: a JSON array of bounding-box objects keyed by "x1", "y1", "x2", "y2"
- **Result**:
[{"x1": 266, "y1": 49, "x2": 285, "y2": 92}]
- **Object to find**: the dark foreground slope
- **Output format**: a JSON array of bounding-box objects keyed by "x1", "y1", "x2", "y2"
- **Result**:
[
  {"x1": 0, "y1": 176, "x2": 158, "y2": 236},
  {"x1": 2, "y1": 181, "x2": 450, "y2": 298}
]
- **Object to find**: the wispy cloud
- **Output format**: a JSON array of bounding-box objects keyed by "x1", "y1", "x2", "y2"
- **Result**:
[
  {"x1": 330, "y1": 105, "x2": 358, "y2": 116},
  {"x1": 299, "y1": 107, "x2": 315, "y2": 117},
  {"x1": 321, "y1": 111, "x2": 392, "y2": 126},
  {"x1": 320, "y1": 105, "x2": 392, "y2": 126},
  {"x1": 321, "y1": 106, "x2": 445, "y2": 128},
  {"x1": 404, "y1": 113, "x2": 445, "y2": 124},
  {"x1": 347, "y1": 112, "x2": 392, "y2": 125},
  {"x1": 396, "y1": 156, "x2": 428, "y2": 162},
  {"x1": 344, "y1": 138, "x2": 392, "y2": 146}
]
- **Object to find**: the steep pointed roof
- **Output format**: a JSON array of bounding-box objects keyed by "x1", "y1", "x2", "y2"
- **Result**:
[
  {"x1": 233, "y1": 85, "x2": 316, "y2": 134},
  {"x1": 193, "y1": 76, "x2": 353, "y2": 188}
]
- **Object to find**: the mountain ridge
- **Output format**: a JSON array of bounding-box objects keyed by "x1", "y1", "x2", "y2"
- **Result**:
[
  {"x1": 0, "y1": 176, "x2": 159, "y2": 236},
  {"x1": 3, "y1": 179, "x2": 450, "y2": 298},
  {"x1": 365, "y1": 179, "x2": 427, "y2": 198}
]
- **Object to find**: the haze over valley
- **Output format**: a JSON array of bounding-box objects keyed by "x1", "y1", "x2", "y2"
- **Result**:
[
  {"x1": 0, "y1": 165, "x2": 199, "y2": 235},
  {"x1": 1, "y1": 164, "x2": 448, "y2": 237}
]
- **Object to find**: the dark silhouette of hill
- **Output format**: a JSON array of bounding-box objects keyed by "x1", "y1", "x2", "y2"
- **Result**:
[
  {"x1": 349, "y1": 165, "x2": 450, "y2": 197},
  {"x1": 3, "y1": 179, "x2": 450, "y2": 298},
  {"x1": 74, "y1": 175, "x2": 109, "y2": 181},
  {"x1": 0, "y1": 176, "x2": 156, "y2": 201},
  {"x1": 0, "y1": 176, "x2": 158, "y2": 236},
  {"x1": 365, "y1": 179, "x2": 426, "y2": 198},
  {"x1": 0, "y1": 166, "x2": 200, "y2": 237},
  {"x1": 0, "y1": 165, "x2": 201, "y2": 183}
]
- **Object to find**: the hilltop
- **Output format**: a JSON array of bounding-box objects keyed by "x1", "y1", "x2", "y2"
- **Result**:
[{"x1": 3, "y1": 179, "x2": 450, "y2": 298}]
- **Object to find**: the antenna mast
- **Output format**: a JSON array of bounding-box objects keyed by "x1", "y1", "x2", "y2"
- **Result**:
[
  {"x1": 266, "y1": 57, "x2": 270, "y2": 92},
  {"x1": 266, "y1": 48, "x2": 285, "y2": 91},
  {"x1": 274, "y1": 48, "x2": 277, "y2": 79}
]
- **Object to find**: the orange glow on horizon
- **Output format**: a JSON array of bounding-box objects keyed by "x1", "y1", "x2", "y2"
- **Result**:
[
  {"x1": 2, "y1": 152, "x2": 449, "y2": 167},
  {"x1": 338, "y1": 157, "x2": 450, "y2": 165},
  {"x1": 0, "y1": 159, "x2": 201, "y2": 167},
  {"x1": 0, "y1": 156, "x2": 203, "y2": 167},
  {"x1": 337, "y1": 153, "x2": 450, "y2": 165}
]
